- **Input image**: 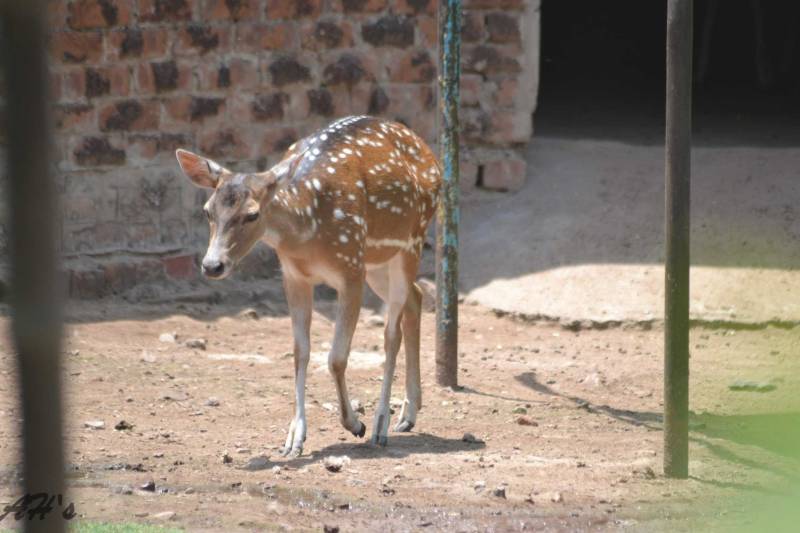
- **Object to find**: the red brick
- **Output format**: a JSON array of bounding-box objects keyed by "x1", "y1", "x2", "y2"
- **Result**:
[
  {"x1": 54, "y1": 103, "x2": 95, "y2": 131},
  {"x1": 395, "y1": 0, "x2": 435, "y2": 15},
  {"x1": 106, "y1": 28, "x2": 169, "y2": 61},
  {"x1": 128, "y1": 132, "x2": 191, "y2": 161},
  {"x1": 390, "y1": 49, "x2": 437, "y2": 83},
  {"x1": 300, "y1": 20, "x2": 354, "y2": 50},
  {"x1": 72, "y1": 136, "x2": 126, "y2": 167},
  {"x1": 494, "y1": 77, "x2": 518, "y2": 107},
  {"x1": 99, "y1": 100, "x2": 160, "y2": 131},
  {"x1": 164, "y1": 95, "x2": 227, "y2": 124},
  {"x1": 47, "y1": 0, "x2": 69, "y2": 29},
  {"x1": 163, "y1": 254, "x2": 196, "y2": 280},
  {"x1": 266, "y1": 0, "x2": 321, "y2": 19},
  {"x1": 50, "y1": 31, "x2": 103, "y2": 64},
  {"x1": 330, "y1": 0, "x2": 387, "y2": 13},
  {"x1": 200, "y1": 57, "x2": 260, "y2": 90},
  {"x1": 204, "y1": 0, "x2": 258, "y2": 21},
  {"x1": 462, "y1": 12, "x2": 485, "y2": 43},
  {"x1": 461, "y1": 74, "x2": 482, "y2": 107},
  {"x1": 417, "y1": 15, "x2": 437, "y2": 47},
  {"x1": 486, "y1": 12, "x2": 521, "y2": 44},
  {"x1": 136, "y1": 61, "x2": 192, "y2": 94},
  {"x1": 176, "y1": 24, "x2": 232, "y2": 56},
  {"x1": 85, "y1": 65, "x2": 131, "y2": 98},
  {"x1": 67, "y1": 0, "x2": 131, "y2": 29},
  {"x1": 464, "y1": 0, "x2": 524, "y2": 9},
  {"x1": 464, "y1": 44, "x2": 521, "y2": 75},
  {"x1": 139, "y1": 0, "x2": 194, "y2": 22},
  {"x1": 235, "y1": 22, "x2": 295, "y2": 52},
  {"x1": 262, "y1": 126, "x2": 300, "y2": 155},
  {"x1": 198, "y1": 128, "x2": 252, "y2": 160},
  {"x1": 481, "y1": 154, "x2": 526, "y2": 191},
  {"x1": 59, "y1": 68, "x2": 87, "y2": 100}
]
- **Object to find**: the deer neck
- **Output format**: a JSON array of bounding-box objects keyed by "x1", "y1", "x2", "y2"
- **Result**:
[{"x1": 261, "y1": 179, "x2": 318, "y2": 251}]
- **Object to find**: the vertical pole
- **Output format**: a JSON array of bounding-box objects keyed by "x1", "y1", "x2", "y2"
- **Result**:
[
  {"x1": 1, "y1": 1, "x2": 67, "y2": 529},
  {"x1": 664, "y1": 0, "x2": 693, "y2": 479},
  {"x1": 436, "y1": 0, "x2": 462, "y2": 388}
]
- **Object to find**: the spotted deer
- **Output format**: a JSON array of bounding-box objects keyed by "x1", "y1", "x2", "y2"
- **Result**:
[{"x1": 176, "y1": 116, "x2": 441, "y2": 456}]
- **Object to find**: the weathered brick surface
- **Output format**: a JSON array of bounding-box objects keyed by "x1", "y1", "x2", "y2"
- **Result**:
[{"x1": 36, "y1": 0, "x2": 539, "y2": 295}]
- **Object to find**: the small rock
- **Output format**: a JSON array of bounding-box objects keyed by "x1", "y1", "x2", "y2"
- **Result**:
[
  {"x1": 185, "y1": 338, "x2": 207, "y2": 350},
  {"x1": 205, "y1": 397, "x2": 220, "y2": 407},
  {"x1": 152, "y1": 511, "x2": 176, "y2": 520},
  {"x1": 236, "y1": 447, "x2": 251, "y2": 454},
  {"x1": 140, "y1": 351, "x2": 157, "y2": 363},
  {"x1": 222, "y1": 452, "x2": 233, "y2": 464},
  {"x1": 159, "y1": 332, "x2": 177, "y2": 343},
  {"x1": 515, "y1": 416, "x2": 538, "y2": 427},
  {"x1": 491, "y1": 486, "x2": 507, "y2": 499},
  {"x1": 323, "y1": 526, "x2": 340, "y2": 533},
  {"x1": 324, "y1": 455, "x2": 351, "y2": 473},
  {"x1": 140, "y1": 480, "x2": 156, "y2": 492},
  {"x1": 350, "y1": 398, "x2": 365, "y2": 414},
  {"x1": 244, "y1": 456, "x2": 270, "y2": 471},
  {"x1": 114, "y1": 420, "x2": 133, "y2": 431},
  {"x1": 271, "y1": 465, "x2": 282, "y2": 474},
  {"x1": 643, "y1": 466, "x2": 656, "y2": 479},
  {"x1": 241, "y1": 308, "x2": 259, "y2": 320},
  {"x1": 462, "y1": 432, "x2": 482, "y2": 443},
  {"x1": 581, "y1": 372, "x2": 605, "y2": 387},
  {"x1": 728, "y1": 380, "x2": 776, "y2": 392},
  {"x1": 380, "y1": 483, "x2": 395, "y2": 496},
  {"x1": 550, "y1": 491, "x2": 564, "y2": 503},
  {"x1": 366, "y1": 315, "x2": 385, "y2": 327},
  {"x1": 321, "y1": 402, "x2": 336, "y2": 412},
  {"x1": 84, "y1": 420, "x2": 105, "y2": 430},
  {"x1": 114, "y1": 485, "x2": 133, "y2": 495},
  {"x1": 512, "y1": 406, "x2": 527, "y2": 415},
  {"x1": 184, "y1": 487, "x2": 195, "y2": 494},
  {"x1": 474, "y1": 480, "x2": 486, "y2": 493}
]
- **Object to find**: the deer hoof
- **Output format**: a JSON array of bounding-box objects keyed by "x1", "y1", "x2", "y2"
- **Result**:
[
  {"x1": 352, "y1": 421, "x2": 366, "y2": 438},
  {"x1": 287, "y1": 447, "x2": 302, "y2": 459},
  {"x1": 394, "y1": 420, "x2": 415, "y2": 433},
  {"x1": 370, "y1": 434, "x2": 388, "y2": 447}
]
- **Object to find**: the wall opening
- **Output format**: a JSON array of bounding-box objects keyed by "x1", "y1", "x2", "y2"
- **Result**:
[{"x1": 536, "y1": 0, "x2": 800, "y2": 145}]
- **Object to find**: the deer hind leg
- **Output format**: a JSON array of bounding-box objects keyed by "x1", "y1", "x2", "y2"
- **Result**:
[
  {"x1": 395, "y1": 280, "x2": 422, "y2": 432},
  {"x1": 282, "y1": 275, "x2": 313, "y2": 457},
  {"x1": 366, "y1": 253, "x2": 417, "y2": 445},
  {"x1": 328, "y1": 277, "x2": 367, "y2": 439}
]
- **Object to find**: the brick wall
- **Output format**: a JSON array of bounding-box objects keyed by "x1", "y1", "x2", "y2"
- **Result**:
[{"x1": 39, "y1": 0, "x2": 539, "y2": 296}]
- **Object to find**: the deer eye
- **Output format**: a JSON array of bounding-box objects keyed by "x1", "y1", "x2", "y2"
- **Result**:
[{"x1": 243, "y1": 211, "x2": 259, "y2": 224}]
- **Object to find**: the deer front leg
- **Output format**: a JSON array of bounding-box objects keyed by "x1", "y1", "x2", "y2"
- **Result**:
[
  {"x1": 328, "y1": 278, "x2": 367, "y2": 439},
  {"x1": 282, "y1": 275, "x2": 312, "y2": 457}
]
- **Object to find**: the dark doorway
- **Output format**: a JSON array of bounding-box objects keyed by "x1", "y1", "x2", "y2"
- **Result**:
[{"x1": 536, "y1": 0, "x2": 800, "y2": 145}]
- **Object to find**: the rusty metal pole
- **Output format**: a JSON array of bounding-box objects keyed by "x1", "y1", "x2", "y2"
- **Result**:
[
  {"x1": 436, "y1": 0, "x2": 462, "y2": 388},
  {"x1": 1, "y1": 1, "x2": 67, "y2": 529},
  {"x1": 664, "y1": 0, "x2": 693, "y2": 479}
]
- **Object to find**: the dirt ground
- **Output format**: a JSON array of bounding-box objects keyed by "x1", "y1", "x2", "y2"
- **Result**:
[{"x1": 0, "y1": 284, "x2": 798, "y2": 532}]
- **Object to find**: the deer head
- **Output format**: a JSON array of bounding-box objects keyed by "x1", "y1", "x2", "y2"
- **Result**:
[{"x1": 176, "y1": 149, "x2": 278, "y2": 279}]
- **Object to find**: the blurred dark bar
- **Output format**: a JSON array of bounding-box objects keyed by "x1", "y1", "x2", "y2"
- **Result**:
[
  {"x1": 435, "y1": 0, "x2": 462, "y2": 388},
  {"x1": 1, "y1": 1, "x2": 66, "y2": 530},
  {"x1": 664, "y1": 0, "x2": 693, "y2": 479}
]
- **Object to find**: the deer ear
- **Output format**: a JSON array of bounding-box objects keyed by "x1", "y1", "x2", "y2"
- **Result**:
[{"x1": 175, "y1": 149, "x2": 226, "y2": 189}]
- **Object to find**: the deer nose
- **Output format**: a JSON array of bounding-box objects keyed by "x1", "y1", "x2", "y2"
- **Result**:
[{"x1": 202, "y1": 259, "x2": 225, "y2": 278}]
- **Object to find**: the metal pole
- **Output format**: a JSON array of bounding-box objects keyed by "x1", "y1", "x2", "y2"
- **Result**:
[
  {"x1": 664, "y1": 0, "x2": 693, "y2": 479},
  {"x1": 435, "y1": 0, "x2": 462, "y2": 388},
  {"x1": 1, "y1": 1, "x2": 67, "y2": 529}
]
